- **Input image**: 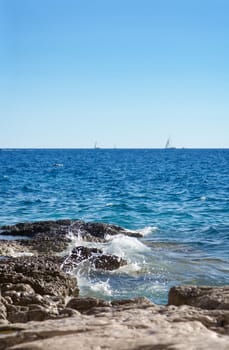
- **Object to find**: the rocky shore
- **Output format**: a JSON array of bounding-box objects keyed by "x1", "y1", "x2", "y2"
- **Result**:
[{"x1": 0, "y1": 220, "x2": 228, "y2": 349}]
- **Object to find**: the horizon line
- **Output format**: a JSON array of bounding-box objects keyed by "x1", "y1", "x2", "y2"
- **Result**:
[{"x1": 1, "y1": 147, "x2": 229, "y2": 150}]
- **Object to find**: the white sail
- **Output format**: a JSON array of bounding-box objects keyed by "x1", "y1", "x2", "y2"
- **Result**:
[
  {"x1": 165, "y1": 137, "x2": 176, "y2": 149},
  {"x1": 165, "y1": 138, "x2": 170, "y2": 148}
]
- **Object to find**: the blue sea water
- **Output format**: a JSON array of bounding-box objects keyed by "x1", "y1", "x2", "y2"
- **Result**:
[{"x1": 0, "y1": 148, "x2": 229, "y2": 304}]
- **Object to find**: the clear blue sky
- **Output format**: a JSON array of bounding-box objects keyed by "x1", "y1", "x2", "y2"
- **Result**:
[{"x1": 0, "y1": 0, "x2": 228, "y2": 148}]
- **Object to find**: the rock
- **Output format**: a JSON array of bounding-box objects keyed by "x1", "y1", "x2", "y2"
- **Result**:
[
  {"x1": 62, "y1": 246, "x2": 127, "y2": 271},
  {"x1": 0, "y1": 220, "x2": 142, "y2": 247},
  {"x1": 92, "y1": 254, "x2": 127, "y2": 270},
  {"x1": 0, "y1": 220, "x2": 72, "y2": 238},
  {"x1": 0, "y1": 240, "x2": 32, "y2": 257},
  {"x1": 1, "y1": 299, "x2": 229, "y2": 350},
  {"x1": 66, "y1": 297, "x2": 110, "y2": 313},
  {"x1": 0, "y1": 256, "x2": 79, "y2": 299},
  {"x1": 1, "y1": 220, "x2": 229, "y2": 349},
  {"x1": 0, "y1": 255, "x2": 80, "y2": 324},
  {"x1": 111, "y1": 296, "x2": 154, "y2": 308},
  {"x1": 77, "y1": 221, "x2": 143, "y2": 240},
  {"x1": 1, "y1": 283, "x2": 35, "y2": 295},
  {"x1": 168, "y1": 286, "x2": 229, "y2": 310},
  {"x1": 0, "y1": 297, "x2": 7, "y2": 320},
  {"x1": 62, "y1": 246, "x2": 103, "y2": 268},
  {"x1": 58, "y1": 308, "x2": 80, "y2": 317},
  {"x1": 0, "y1": 285, "x2": 229, "y2": 348}
]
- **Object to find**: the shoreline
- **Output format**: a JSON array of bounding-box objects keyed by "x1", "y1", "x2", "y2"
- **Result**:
[{"x1": 0, "y1": 220, "x2": 228, "y2": 349}]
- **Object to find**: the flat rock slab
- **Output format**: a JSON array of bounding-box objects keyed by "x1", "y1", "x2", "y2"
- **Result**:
[{"x1": 0, "y1": 301, "x2": 229, "y2": 350}]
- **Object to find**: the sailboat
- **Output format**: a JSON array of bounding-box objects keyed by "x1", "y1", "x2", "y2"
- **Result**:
[
  {"x1": 165, "y1": 137, "x2": 176, "y2": 149},
  {"x1": 94, "y1": 142, "x2": 100, "y2": 149}
]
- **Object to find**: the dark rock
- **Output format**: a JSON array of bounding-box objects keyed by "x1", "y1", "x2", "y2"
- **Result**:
[
  {"x1": 0, "y1": 220, "x2": 72, "y2": 237},
  {"x1": 21, "y1": 235, "x2": 71, "y2": 254},
  {"x1": 92, "y1": 254, "x2": 127, "y2": 270},
  {"x1": 168, "y1": 286, "x2": 229, "y2": 310},
  {"x1": 0, "y1": 219, "x2": 142, "y2": 247},
  {"x1": 68, "y1": 246, "x2": 103, "y2": 264},
  {"x1": 72, "y1": 221, "x2": 142, "y2": 240},
  {"x1": 62, "y1": 246, "x2": 127, "y2": 271}
]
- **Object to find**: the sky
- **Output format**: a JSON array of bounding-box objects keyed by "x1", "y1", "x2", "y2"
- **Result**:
[{"x1": 0, "y1": 0, "x2": 228, "y2": 148}]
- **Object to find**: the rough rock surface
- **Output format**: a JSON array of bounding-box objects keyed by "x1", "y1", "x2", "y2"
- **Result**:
[
  {"x1": 0, "y1": 221, "x2": 229, "y2": 349},
  {"x1": 0, "y1": 255, "x2": 79, "y2": 324},
  {"x1": 1, "y1": 219, "x2": 142, "y2": 244},
  {"x1": 62, "y1": 246, "x2": 127, "y2": 272},
  {"x1": 0, "y1": 220, "x2": 142, "y2": 256},
  {"x1": 169, "y1": 285, "x2": 229, "y2": 310},
  {"x1": 0, "y1": 294, "x2": 228, "y2": 350}
]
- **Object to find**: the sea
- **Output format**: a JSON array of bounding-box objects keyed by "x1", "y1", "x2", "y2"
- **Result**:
[{"x1": 0, "y1": 148, "x2": 228, "y2": 304}]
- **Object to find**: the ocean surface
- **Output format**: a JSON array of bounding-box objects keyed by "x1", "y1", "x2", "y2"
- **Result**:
[{"x1": 0, "y1": 148, "x2": 229, "y2": 304}]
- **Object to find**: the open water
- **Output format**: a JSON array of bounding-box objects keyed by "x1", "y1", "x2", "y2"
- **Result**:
[{"x1": 0, "y1": 148, "x2": 228, "y2": 304}]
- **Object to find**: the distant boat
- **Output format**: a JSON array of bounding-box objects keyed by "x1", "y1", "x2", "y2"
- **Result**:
[
  {"x1": 165, "y1": 137, "x2": 176, "y2": 149},
  {"x1": 94, "y1": 142, "x2": 100, "y2": 149}
]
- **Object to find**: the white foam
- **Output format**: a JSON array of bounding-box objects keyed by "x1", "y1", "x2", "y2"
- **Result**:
[
  {"x1": 90, "y1": 279, "x2": 112, "y2": 296},
  {"x1": 77, "y1": 275, "x2": 112, "y2": 297},
  {"x1": 112, "y1": 261, "x2": 143, "y2": 275},
  {"x1": 62, "y1": 228, "x2": 86, "y2": 256},
  {"x1": 139, "y1": 226, "x2": 158, "y2": 236},
  {"x1": 104, "y1": 234, "x2": 150, "y2": 260}
]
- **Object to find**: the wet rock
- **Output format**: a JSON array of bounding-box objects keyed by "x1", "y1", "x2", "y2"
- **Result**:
[
  {"x1": 92, "y1": 254, "x2": 127, "y2": 270},
  {"x1": 76, "y1": 221, "x2": 143, "y2": 240},
  {"x1": 168, "y1": 286, "x2": 229, "y2": 310},
  {"x1": 62, "y1": 246, "x2": 127, "y2": 271},
  {"x1": 0, "y1": 220, "x2": 142, "y2": 247},
  {"x1": 0, "y1": 220, "x2": 72, "y2": 238},
  {"x1": 64, "y1": 246, "x2": 103, "y2": 266},
  {"x1": 22, "y1": 235, "x2": 71, "y2": 254}
]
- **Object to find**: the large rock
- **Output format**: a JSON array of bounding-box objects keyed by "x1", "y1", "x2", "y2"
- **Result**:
[
  {"x1": 77, "y1": 221, "x2": 143, "y2": 240},
  {"x1": 0, "y1": 255, "x2": 77, "y2": 297},
  {"x1": 0, "y1": 256, "x2": 79, "y2": 323},
  {"x1": 62, "y1": 246, "x2": 127, "y2": 272},
  {"x1": 168, "y1": 285, "x2": 229, "y2": 310},
  {"x1": 0, "y1": 219, "x2": 142, "y2": 247},
  {"x1": 0, "y1": 220, "x2": 72, "y2": 237}
]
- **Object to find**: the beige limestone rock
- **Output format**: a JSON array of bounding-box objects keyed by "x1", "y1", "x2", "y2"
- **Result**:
[
  {"x1": 0, "y1": 304, "x2": 228, "y2": 350},
  {"x1": 168, "y1": 285, "x2": 229, "y2": 310}
]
